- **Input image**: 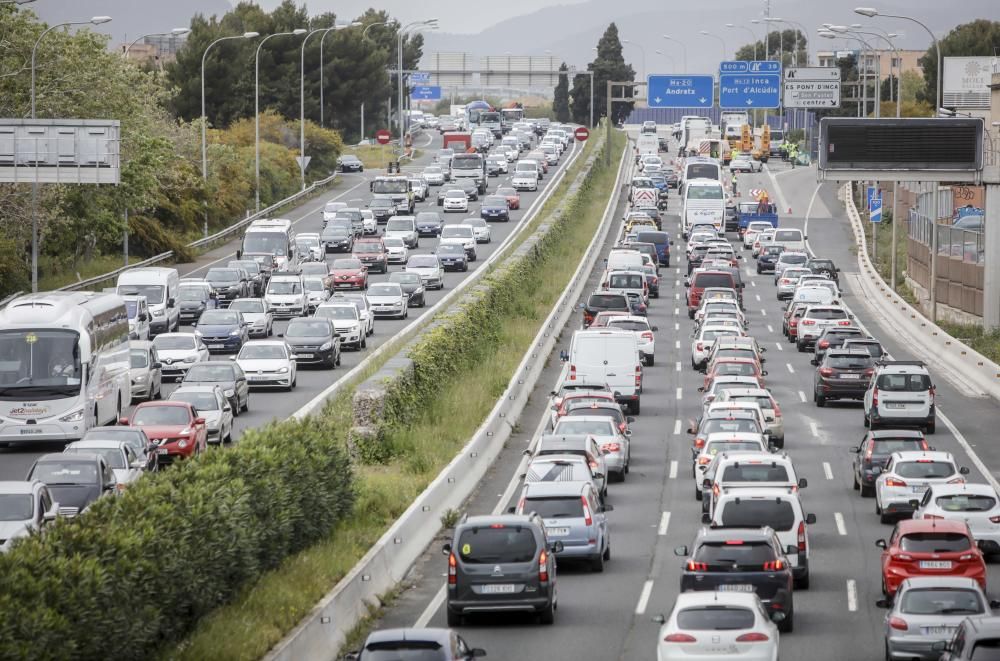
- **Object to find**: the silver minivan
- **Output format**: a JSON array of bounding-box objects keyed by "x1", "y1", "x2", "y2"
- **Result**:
[
  {"x1": 515, "y1": 480, "x2": 612, "y2": 572},
  {"x1": 534, "y1": 433, "x2": 607, "y2": 501}
]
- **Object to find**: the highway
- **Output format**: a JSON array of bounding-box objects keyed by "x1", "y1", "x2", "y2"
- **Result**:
[
  {"x1": 0, "y1": 130, "x2": 582, "y2": 481},
  {"x1": 365, "y1": 134, "x2": 1000, "y2": 660}
]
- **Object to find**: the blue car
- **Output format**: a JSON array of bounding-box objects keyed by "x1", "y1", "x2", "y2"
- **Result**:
[
  {"x1": 435, "y1": 244, "x2": 469, "y2": 272},
  {"x1": 191, "y1": 309, "x2": 249, "y2": 353},
  {"x1": 635, "y1": 229, "x2": 671, "y2": 267},
  {"x1": 479, "y1": 195, "x2": 511, "y2": 222}
]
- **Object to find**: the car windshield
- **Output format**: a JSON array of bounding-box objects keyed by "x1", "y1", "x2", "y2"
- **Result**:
[
  {"x1": 360, "y1": 643, "x2": 448, "y2": 661},
  {"x1": 332, "y1": 259, "x2": 362, "y2": 270},
  {"x1": 588, "y1": 294, "x2": 627, "y2": 308},
  {"x1": 694, "y1": 541, "x2": 775, "y2": 568},
  {"x1": 0, "y1": 493, "x2": 33, "y2": 521},
  {"x1": 383, "y1": 237, "x2": 405, "y2": 248},
  {"x1": 806, "y1": 308, "x2": 847, "y2": 320},
  {"x1": 721, "y1": 463, "x2": 790, "y2": 483},
  {"x1": 239, "y1": 345, "x2": 286, "y2": 360},
  {"x1": 118, "y1": 284, "x2": 164, "y2": 305},
  {"x1": 286, "y1": 320, "x2": 331, "y2": 337},
  {"x1": 178, "y1": 287, "x2": 206, "y2": 302},
  {"x1": 441, "y1": 226, "x2": 473, "y2": 239},
  {"x1": 826, "y1": 355, "x2": 873, "y2": 369},
  {"x1": 609, "y1": 274, "x2": 643, "y2": 289},
  {"x1": 198, "y1": 311, "x2": 239, "y2": 325},
  {"x1": 900, "y1": 588, "x2": 984, "y2": 616},
  {"x1": 703, "y1": 418, "x2": 761, "y2": 435},
  {"x1": 899, "y1": 532, "x2": 971, "y2": 553},
  {"x1": 368, "y1": 284, "x2": 401, "y2": 297},
  {"x1": 936, "y1": 494, "x2": 997, "y2": 512},
  {"x1": 317, "y1": 306, "x2": 357, "y2": 320},
  {"x1": 497, "y1": 188, "x2": 516, "y2": 196},
  {"x1": 153, "y1": 335, "x2": 195, "y2": 350},
  {"x1": 132, "y1": 406, "x2": 190, "y2": 426},
  {"x1": 523, "y1": 496, "x2": 585, "y2": 519},
  {"x1": 65, "y1": 446, "x2": 126, "y2": 469},
  {"x1": 484, "y1": 196, "x2": 506, "y2": 206},
  {"x1": 895, "y1": 461, "x2": 955, "y2": 479},
  {"x1": 184, "y1": 364, "x2": 235, "y2": 382},
  {"x1": 386, "y1": 220, "x2": 414, "y2": 232},
  {"x1": 877, "y1": 373, "x2": 932, "y2": 391},
  {"x1": 171, "y1": 391, "x2": 220, "y2": 411},
  {"x1": 870, "y1": 439, "x2": 926, "y2": 457},
  {"x1": 445, "y1": 190, "x2": 465, "y2": 199},
  {"x1": 324, "y1": 203, "x2": 343, "y2": 212},
  {"x1": 719, "y1": 499, "x2": 796, "y2": 531},
  {"x1": 230, "y1": 299, "x2": 265, "y2": 314},
  {"x1": 437, "y1": 245, "x2": 464, "y2": 255},
  {"x1": 457, "y1": 526, "x2": 537, "y2": 564},
  {"x1": 705, "y1": 441, "x2": 762, "y2": 455},
  {"x1": 774, "y1": 230, "x2": 802, "y2": 242},
  {"x1": 29, "y1": 461, "x2": 98, "y2": 485},
  {"x1": 390, "y1": 273, "x2": 421, "y2": 285},
  {"x1": 554, "y1": 420, "x2": 616, "y2": 436},
  {"x1": 295, "y1": 237, "x2": 318, "y2": 249},
  {"x1": 268, "y1": 281, "x2": 301, "y2": 295},
  {"x1": 843, "y1": 341, "x2": 883, "y2": 357},
  {"x1": 676, "y1": 607, "x2": 756, "y2": 631},
  {"x1": 129, "y1": 350, "x2": 149, "y2": 368},
  {"x1": 415, "y1": 212, "x2": 441, "y2": 223},
  {"x1": 206, "y1": 269, "x2": 238, "y2": 283},
  {"x1": 693, "y1": 274, "x2": 735, "y2": 288},
  {"x1": 370, "y1": 200, "x2": 393, "y2": 209},
  {"x1": 300, "y1": 263, "x2": 328, "y2": 275},
  {"x1": 303, "y1": 279, "x2": 326, "y2": 292}
]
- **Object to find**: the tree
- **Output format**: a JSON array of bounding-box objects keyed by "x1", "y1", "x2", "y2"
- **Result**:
[
  {"x1": 733, "y1": 29, "x2": 807, "y2": 67},
  {"x1": 553, "y1": 62, "x2": 570, "y2": 122},
  {"x1": 570, "y1": 23, "x2": 635, "y2": 126},
  {"x1": 812, "y1": 55, "x2": 861, "y2": 120},
  {"x1": 918, "y1": 20, "x2": 1000, "y2": 106}
]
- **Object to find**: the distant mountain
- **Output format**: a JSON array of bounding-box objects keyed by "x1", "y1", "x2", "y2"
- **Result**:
[{"x1": 28, "y1": 0, "x2": 230, "y2": 48}]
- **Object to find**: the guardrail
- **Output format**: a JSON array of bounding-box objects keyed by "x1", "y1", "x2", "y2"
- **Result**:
[
  {"x1": 56, "y1": 171, "x2": 339, "y2": 293},
  {"x1": 265, "y1": 130, "x2": 629, "y2": 661}
]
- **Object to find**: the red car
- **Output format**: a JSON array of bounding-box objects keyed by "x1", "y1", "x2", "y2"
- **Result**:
[
  {"x1": 589, "y1": 311, "x2": 629, "y2": 328},
  {"x1": 352, "y1": 239, "x2": 388, "y2": 274},
  {"x1": 329, "y1": 257, "x2": 369, "y2": 290},
  {"x1": 703, "y1": 357, "x2": 767, "y2": 390},
  {"x1": 551, "y1": 391, "x2": 617, "y2": 424},
  {"x1": 122, "y1": 401, "x2": 207, "y2": 464},
  {"x1": 496, "y1": 186, "x2": 520, "y2": 210},
  {"x1": 877, "y1": 519, "x2": 986, "y2": 597}
]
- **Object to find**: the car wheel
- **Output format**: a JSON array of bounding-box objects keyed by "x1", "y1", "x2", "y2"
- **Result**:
[
  {"x1": 603, "y1": 543, "x2": 611, "y2": 561},
  {"x1": 538, "y1": 601, "x2": 555, "y2": 625},
  {"x1": 590, "y1": 552, "x2": 605, "y2": 573},
  {"x1": 794, "y1": 571, "x2": 810, "y2": 590},
  {"x1": 646, "y1": 354, "x2": 655, "y2": 367},
  {"x1": 631, "y1": 398, "x2": 640, "y2": 415},
  {"x1": 231, "y1": 398, "x2": 239, "y2": 417},
  {"x1": 336, "y1": 352, "x2": 342, "y2": 366},
  {"x1": 861, "y1": 482, "x2": 874, "y2": 498},
  {"x1": 926, "y1": 421, "x2": 936, "y2": 435},
  {"x1": 361, "y1": 336, "x2": 367, "y2": 349},
  {"x1": 224, "y1": 427, "x2": 232, "y2": 444},
  {"x1": 815, "y1": 394, "x2": 826, "y2": 408},
  {"x1": 778, "y1": 607, "x2": 794, "y2": 633}
]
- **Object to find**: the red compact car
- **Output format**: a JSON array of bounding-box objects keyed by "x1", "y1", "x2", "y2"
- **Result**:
[
  {"x1": 496, "y1": 186, "x2": 521, "y2": 210},
  {"x1": 877, "y1": 519, "x2": 986, "y2": 597},
  {"x1": 551, "y1": 391, "x2": 617, "y2": 423},
  {"x1": 122, "y1": 401, "x2": 207, "y2": 464},
  {"x1": 352, "y1": 239, "x2": 388, "y2": 274},
  {"x1": 329, "y1": 258, "x2": 369, "y2": 290}
]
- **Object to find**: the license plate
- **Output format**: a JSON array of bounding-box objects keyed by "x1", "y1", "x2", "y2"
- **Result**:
[
  {"x1": 249, "y1": 375, "x2": 270, "y2": 381},
  {"x1": 923, "y1": 626, "x2": 956, "y2": 636},
  {"x1": 208, "y1": 344, "x2": 225, "y2": 349},
  {"x1": 718, "y1": 584, "x2": 755, "y2": 592},
  {"x1": 19, "y1": 428, "x2": 42, "y2": 434},
  {"x1": 481, "y1": 584, "x2": 517, "y2": 594},
  {"x1": 296, "y1": 353, "x2": 313, "y2": 359},
  {"x1": 920, "y1": 560, "x2": 952, "y2": 569},
  {"x1": 885, "y1": 402, "x2": 906, "y2": 409},
  {"x1": 156, "y1": 448, "x2": 169, "y2": 455},
  {"x1": 840, "y1": 373, "x2": 861, "y2": 379},
  {"x1": 546, "y1": 527, "x2": 570, "y2": 537}
]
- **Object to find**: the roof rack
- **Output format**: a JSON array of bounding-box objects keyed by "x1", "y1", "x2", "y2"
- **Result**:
[{"x1": 875, "y1": 359, "x2": 926, "y2": 368}]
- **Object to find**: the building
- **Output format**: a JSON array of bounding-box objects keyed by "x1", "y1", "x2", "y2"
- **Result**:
[
  {"x1": 120, "y1": 32, "x2": 188, "y2": 67},
  {"x1": 817, "y1": 48, "x2": 924, "y2": 80}
]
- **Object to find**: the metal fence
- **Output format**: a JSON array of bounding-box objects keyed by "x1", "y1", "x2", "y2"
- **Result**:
[
  {"x1": 57, "y1": 171, "x2": 339, "y2": 292},
  {"x1": 908, "y1": 208, "x2": 985, "y2": 265}
]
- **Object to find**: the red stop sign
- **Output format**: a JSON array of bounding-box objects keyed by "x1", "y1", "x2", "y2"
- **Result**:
[
  {"x1": 574, "y1": 126, "x2": 590, "y2": 141},
  {"x1": 375, "y1": 129, "x2": 391, "y2": 145}
]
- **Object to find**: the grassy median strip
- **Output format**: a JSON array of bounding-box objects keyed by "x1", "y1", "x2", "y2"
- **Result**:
[{"x1": 167, "y1": 129, "x2": 626, "y2": 661}]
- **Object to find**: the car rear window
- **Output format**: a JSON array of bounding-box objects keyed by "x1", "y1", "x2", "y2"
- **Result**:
[
  {"x1": 806, "y1": 308, "x2": 848, "y2": 320},
  {"x1": 774, "y1": 230, "x2": 802, "y2": 242},
  {"x1": 588, "y1": 294, "x2": 628, "y2": 309},
  {"x1": 899, "y1": 532, "x2": 971, "y2": 553},
  {"x1": 457, "y1": 526, "x2": 537, "y2": 563},
  {"x1": 526, "y1": 461, "x2": 588, "y2": 483},
  {"x1": 636, "y1": 231, "x2": 668, "y2": 244},
  {"x1": 715, "y1": 363, "x2": 756, "y2": 377},
  {"x1": 523, "y1": 496, "x2": 584, "y2": 520},
  {"x1": 704, "y1": 419, "x2": 761, "y2": 434},
  {"x1": 609, "y1": 274, "x2": 644, "y2": 289},
  {"x1": 900, "y1": 588, "x2": 984, "y2": 616},
  {"x1": 826, "y1": 355, "x2": 874, "y2": 369},
  {"x1": 877, "y1": 373, "x2": 932, "y2": 391},
  {"x1": 719, "y1": 499, "x2": 796, "y2": 531},
  {"x1": 606, "y1": 320, "x2": 648, "y2": 332},
  {"x1": 896, "y1": 461, "x2": 955, "y2": 479},
  {"x1": 554, "y1": 420, "x2": 616, "y2": 436},
  {"x1": 694, "y1": 541, "x2": 776, "y2": 568},
  {"x1": 721, "y1": 463, "x2": 790, "y2": 483},
  {"x1": 779, "y1": 253, "x2": 808, "y2": 264},
  {"x1": 936, "y1": 494, "x2": 997, "y2": 512},
  {"x1": 870, "y1": 439, "x2": 927, "y2": 457},
  {"x1": 676, "y1": 606, "x2": 755, "y2": 630},
  {"x1": 705, "y1": 441, "x2": 763, "y2": 455},
  {"x1": 693, "y1": 273, "x2": 735, "y2": 289},
  {"x1": 362, "y1": 642, "x2": 447, "y2": 660}
]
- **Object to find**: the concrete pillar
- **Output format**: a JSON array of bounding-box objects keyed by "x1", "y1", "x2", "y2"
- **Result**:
[{"x1": 983, "y1": 177, "x2": 1000, "y2": 330}]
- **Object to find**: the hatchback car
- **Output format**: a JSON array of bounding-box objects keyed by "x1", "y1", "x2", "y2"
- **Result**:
[
  {"x1": 436, "y1": 244, "x2": 469, "y2": 272},
  {"x1": 366, "y1": 282, "x2": 409, "y2": 320},
  {"x1": 553, "y1": 416, "x2": 630, "y2": 482},
  {"x1": 264, "y1": 275, "x2": 308, "y2": 319},
  {"x1": 192, "y1": 309, "x2": 248, "y2": 354},
  {"x1": 345, "y1": 628, "x2": 485, "y2": 661},
  {"x1": 0, "y1": 480, "x2": 59, "y2": 552},
  {"x1": 443, "y1": 513, "x2": 560, "y2": 626},
  {"x1": 234, "y1": 340, "x2": 297, "y2": 390},
  {"x1": 875, "y1": 451, "x2": 970, "y2": 523},
  {"x1": 812, "y1": 327, "x2": 867, "y2": 365},
  {"x1": 911, "y1": 484, "x2": 1000, "y2": 558},
  {"x1": 25, "y1": 454, "x2": 115, "y2": 518},
  {"x1": 181, "y1": 360, "x2": 250, "y2": 415},
  {"x1": 878, "y1": 519, "x2": 986, "y2": 597},
  {"x1": 813, "y1": 348, "x2": 875, "y2": 406},
  {"x1": 353, "y1": 238, "x2": 388, "y2": 274},
  {"x1": 415, "y1": 211, "x2": 445, "y2": 237},
  {"x1": 337, "y1": 154, "x2": 364, "y2": 172},
  {"x1": 934, "y1": 614, "x2": 1000, "y2": 660},
  {"x1": 168, "y1": 385, "x2": 233, "y2": 444},
  {"x1": 121, "y1": 401, "x2": 207, "y2": 465},
  {"x1": 63, "y1": 439, "x2": 144, "y2": 490},
  {"x1": 514, "y1": 480, "x2": 611, "y2": 572},
  {"x1": 314, "y1": 303, "x2": 366, "y2": 350},
  {"x1": 151, "y1": 332, "x2": 209, "y2": 380},
  {"x1": 653, "y1": 591, "x2": 781, "y2": 661},
  {"x1": 442, "y1": 189, "x2": 469, "y2": 212},
  {"x1": 129, "y1": 340, "x2": 162, "y2": 402},
  {"x1": 229, "y1": 298, "x2": 273, "y2": 338},
  {"x1": 383, "y1": 236, "x2": 409, "y2": 265},
  {"x1": 865, "y1": 360, "x2": 937, "y2": 434},
  {"x1": 851, "y1": 430, "x2": 930, "y2": 498},
  {"x1": 462, "y1": 218, "x2": 492, "y2": 244},
  {"x1": 329, "y1": 258, "x2": 369, "y2": 291},
  {"x1": 283, "y1": 317, "x2": 341, "y2": 368},
  {"x1": 480, "y1": 195, "x2": 510, "y2": 222},
  {"x1": 388, "y1": 272, "x2": 426, "y2": 308}
]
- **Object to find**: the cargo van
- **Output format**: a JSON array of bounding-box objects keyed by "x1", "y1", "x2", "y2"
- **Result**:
[
  {"x1": 116, "y1": 267, "x2": 180, "y2": 335},
  {"x1": 606, "y1": 248, "x2": 645, "y2": 272},
  {"x1": 567, "y1": 329, "x2": 643, "y2": 414}
]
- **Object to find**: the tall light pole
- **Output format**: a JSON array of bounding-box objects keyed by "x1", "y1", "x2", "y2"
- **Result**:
[
  {"x1": 254, "y1": 29, "x2": 307, "y2": 212},
  {"x1": 622, "y1": 39, "x2": 647, "y2": 80},
  {"x1": 299, "y1": 28, "x2": 327, "y2": 191},
  {"x1": 726, "y1": 23, "x2": 759, "y2": 60},
  {"x1": 397, "y1": 19, "x2": 437, "y2": 153},
  {"x1": 29, "y1": 15, "x2": 112, "y2": 292},
  {"x1": 762, "y1": 17, "x2": 784, "y2": 64},
  {"x1": 662, "y1": 35, "x2": 687, "y2": 72},
  {"x1": 769, "y1": 19, "x2": 809, "y2": 65},
  {"x1": 654, "y1": 50, "x2": 675, "y2": 73},
  {"x1": 317, "y1": 22, "x2": 362, "y2": 128},
  {"x1": 699, "y1": 30, "x2": 727, "y2": 61},
  {"x1": 854, "y1": 7, "x2": 940, "y2": 112},
  {"x1": 201, "y1": 32, "x2": 258, "y2": 186},
  {"x1": 123, "y1": 27, "x2": 189, "y2": 58}
]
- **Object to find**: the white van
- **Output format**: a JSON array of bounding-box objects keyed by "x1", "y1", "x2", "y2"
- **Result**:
[
  {"x1": 792, "y1": 286, "x2": 837, "y2": 306},
  {"x1": 116, "y1": 267, "x2": 180, "y2": 335},
  {"x1": 606, "y1": 249, "x2": 645, "y2": 272},
  {"x1": 771, "y1": 228, "x2": 807, "y2": 252},
  {"x1": 681, "y1": 179, "x2": 726, "y2": 235},
  {"x1": 567, "y1": 329, "x2": 643, "y2": 414},
  {"x1": 121, "y1": 295, "x2": 151, "y2": 341}
]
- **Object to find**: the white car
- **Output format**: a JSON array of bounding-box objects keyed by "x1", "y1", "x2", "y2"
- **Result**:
[
  {"x1": 913, "y1": 483, "x2": 1000, "y2": 553},
  {"x1": 461, "y1": 218, "x2": 491, "y2": 244},
  {"x1": 234, "y1": 340, "x2": 297, "y2": 390},
  {"x1": 743, "y1": 221, "x2": 774, "y2": 249},
  {"x1": 605, "y1": 315, "x2": 656, "y2": 366},
  {"x1": 439, "y1": 224, "x2": 478, "y2": 260},
  {"x1": 229, "y1": 298, "x2": 273, "y2": 338},
  {"x1": 408, "y1": 177, "x2": 428, "y2": 201},
  {"x1": 0, "y1": 481, "x2": 59, "y2": 552},
  {"x1": 335, "y1": 293, "x2": 375, "y2": 336},
  {"x1": 511, "y1": 161, "x2": 540, "y2": 191},
  {"x1": 152, "y1": 332, "x2": 209, "y2": 379},
  {"x1": 359, "y1": 209, "x2": 377, "y2": 235},
  {"x1": 405, "y1": 254, "x2": 445, "y2": 290},
  {"x1": 691, "y1": 325, "x2": 743, "y2": 370},
  {"x1": 795, "y1": 304, "x2": 854, "y2": 350},
  {"x1": 301, "y1": 276, "x2": 330, "y2": 312},
  {"x1": 168, "y1": 385, "x2": 234, "y2": 444},
  {"x1": 366, "y1": 282, "x2": 409, "y2": 320},
  {"x1": 63, "y1": 439, "x2": 144, "y2": 490},
  {"x1": 264, "y1": 274, "x2": 308, "y2": 319},
  {"x1": 314, "y1": 302, "x2": 365, "y2": 350},
  {"x1": 322, "y1": 201, "x2": 347, "y2": 224},
  {"x1": 875, "y1": 451, "x2": 969, "y2": 523},
  {"x1": 729, "y1": 153, "x2": 762, "y2": 173},
  {"x1": 442, "y1": 189, "x2": 468, "y2": 212},
  {"x1": 383, "y1": 236, "x2": 409, "y2": 264},
  {"x1": 422, "y1": 166, "x2": 446, "y2": 186},
  {"x1": 654, "y1": 591, "x2": 780, "y2": 661},
  {"x1": 692, "y1": 431, "x2": 769, "y2": 479}
]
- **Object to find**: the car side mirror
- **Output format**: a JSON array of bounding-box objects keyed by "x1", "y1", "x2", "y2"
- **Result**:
[
  {"x1": 651, "y1": 614, "x2": 666, "y2": 625},
  {"x1": 798, "y1": 478, "x2": 808, "y2": 489},
  {"x1": 688, "y1": 426, "x2": 697, "y2": 434},
  {"x1": 849, "y1": 446, "x2": 860, "y2": 454},
  {"x1": 761, "y1": 370, "x2": 768, "y2": 376},
  {"x1": 627, "y1": 416, "x2": 635, "y2": 423},
  {"x1": 875, "y1": 598, "x2": 893, "y2": 609},
  {"x1": 506, "y1": 506, "x2": 516, "y2": 514},
  {"x1": 908, "y1": 499, "x2": 920, "y2": 509},
  {"x1": 806, "y1": 513, "x2": 817, "y2": 525},
  {"x1": 118, "y1": 416, "x2": 129, "y2": 425},
  {"x1": 194, "y1": 417, "x2": 206, "y2": 425},
  {"x1": 167, "y1": 298, "x2": 176, "y2": 308},
  {"x1": 785, "y1": 544, "x2": 798, "y2": 556},
  {"x1": 441, "y1": 543, "x2": 452, "y2": 555},
  {"x1": 673, "y1": 545, "x2": 688, "y2": 557},
  {"x1": 152, "y1": 362, "x2": 162, "y2": 369},
  {"x1": 344, "y1": 652, "x2": 360, "y2": 661},
  {"x1": 810, "y1": 358, "x2": 818, "y2": 366},
  {"x1": 229, "y1": 355, "x2": 237, "y2": 361},
  {"x1": 990, "y1": 599, "x2": 1000, "y2": 610},
  {"x1": 592, "y1": 472, "x2": 605, "y2": 480},
  {"x1": 138, "y1": 313, "x2": 148, "y2": 321},
  {"x1": 960, "y1": 467, "x2": 970, "y2": 475},
  {"x1": 550, "y1": 541, "x2": 564, "y2": 553},
  {"x1": 875, "y1": 539, "x2": 887, "y2": 549},
  {"x1": 652, "y1": 326, "x2": 659, "y2": 332},
  {"x1": 103, "y1": 480, "x2": 117, "y2": 491}
]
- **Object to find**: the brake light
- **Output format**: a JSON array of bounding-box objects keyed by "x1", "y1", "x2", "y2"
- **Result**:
[
  {"x1": 838, "y1": 320, "x2": 852, "y2": 326},
  {"x1": 589, "y1": 458, "x2": 599, "y2": 470},
  {"x1": 762, "y1": 559, "x2": 786, "y2": 570},
  {"x1": 780, "y1": 279, "x2": 791, "y2": 285},
  {"x1": 686, "y1": 561, "x2": 708, "y2": 571},
  {"x1": 664, "y1": 633, "x2": 697, "y2": 643},
  {"x1": 959, "y1": 553, "x2": 976, "y2": 561},
  {"x1": 698, "y1": 456, "x2": 713, "y2": 465},
  {"x1": 582, "y1": 496, "x2": 593, "y2": 526},
  {"x1": 864, "y1": 368, "x2": 875, "y2": 376},
  {"x1": 641, "y1": 331, "x2": 654, "y2": 341},
  {"x1": 569, "y1": 364, "x2": 576, "y2": 381},
  {"x1": 929, "y1": 385, "x2": 936, "y2": 404},
  {"x1": 873, "y1": 388, "x2": 879, "y2": 408},
  {"x1": 696, "y1": 342, "x2": 704, "y2": 351},
  {"x1": 885, "y1": 478, "x2": 907, "y2": 487},
  {"x1": 819, "y1": 367, "x2": 834, "y2": 377},
  {"x1": 819, "y1": 340, "x2": 830, "y2": 349},
  {"x1": 797, "y1": 520, "x2": 806, "y2": 552},
  {"x1": 448, "y1": 552, "x2": 457, "y2": 584},
  {"x1": 989, "y1": 516, "x2": 1000, "y2": 524},
  {"x1": 865, "y1": 444, "x2": 874, "y2": 462},
  {"x1": 894, "y1": 553, "x2": 913, "y2": 561},
  {"x1": 889, "y1": 617, "x2": 908, "y2": 631},
  {"x1": 694, "y1": 437, "x2": 705, "y2": 449},
  {"x1": 772, "y1": 402, "x2": 781, "y2": 417},
  {"x1": 790, "y1": 319, "x2": 799, "y2": 327},
  {"x1": 712, "y1": 484, "x2": 720, "y2": 499},
  {"x1": 539, "y1": 549, "x2": 549, "y2": 582},
  {"x1": 635, "y1": 365, "x2": 642, "y2": 387},
  {"x1": 802, "y1": 320, "x2": 815, "y2": 326},
  {"x1": 736, "y1": 633, "x2": 770, "y2": 642},
  {"x1": 602, "y1": 442, "x2": 621, "y2": 454},
  {"x1": 515, "y1": 498, "x2": 524, "y2": 514}
]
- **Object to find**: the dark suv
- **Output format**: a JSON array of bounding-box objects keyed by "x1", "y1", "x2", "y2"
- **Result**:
[
  {"x1": 443, "y1": 513, "x2": 561, "y2": 627},
  {"x1": 756, "y1": 245, "x2": 785, "y2": 274},
  {"x1": 674, "y1": 526, "x2": 794, "y2": 632},
  {"x1": 813, "y1": 349, "x2": 874, "y2": 406},
  {"x1": 582, "y1": 292, "x2": 630, "y2": 327},
  {"x1": 811, "y1": 327, "x2": 866, "y2": 364},
  {"x1": 849, "y1": 429, "x2": 929, "y2": 497}
]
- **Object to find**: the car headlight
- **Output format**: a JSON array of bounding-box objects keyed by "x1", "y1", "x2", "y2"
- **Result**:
[
  {"x1": 222, "y1": 389, "x2": 235, "y2": 397},
  {"x1": 133, "y1": 374, "x2": 148, "y2": 383},
  {"x1": 229, "y1": 329, "x2": 241, "y2": 336},
  {"x1": 277, "y1": 366, "x2": 289, "y2": 374},
  {"x1": 178, "y1": 439, "x2": 188, "y2": 449},
  {"x1": 320, "y1": 341, "x2": 333, "y2": 351},
  {"x1": 184, "y1": 356, "x2": 197, "y2": 363},
  {"x1": 152, "y1": 309, "x2": 165, "y2": 317},
  {"x1": 59, "y1": 408, "x2": 85, "y2": 422},
  {"x1": 393, "y1": 301, "x2": 403, "y2": 307}
]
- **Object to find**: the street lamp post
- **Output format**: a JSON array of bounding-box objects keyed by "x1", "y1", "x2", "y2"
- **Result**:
[
  {"x1": 397, "y1": 20, "x2": 437, "y2": 156},
  {"x1": 29, "y1": 15, "x2": 112, "y2": 292},
  {"x1": 854, "y1": 7, "x2": 940, "y2": 112},
  {"x1": 726, "y1": 23, "x2": 759, "y2": 60},
  {"x1": 123, "y1": 27, "x2": 189, "y2": 58},
  {"x1": 662, "y1": 35, "x2": 687, "y2": 72},
  {"x1": 299, "y1": 28, "x2": 328, "y2": 191},
  {"x1": 255, "y1": 29, "x2": 307, "y2": 212},
  {"x1": 622, "y1": 40, "x2": 646, "y2": 80},
  {"x1": 699, "y1": 30, "x2": 727, "y2": 61},
  {"x1": 317, "y1": 22, "x2": 362, "y2": 129},
  {"x1": 654, "y1": 50, "x2": 675, "y2": 73}
]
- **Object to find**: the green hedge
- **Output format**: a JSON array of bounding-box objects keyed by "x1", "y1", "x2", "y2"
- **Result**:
[{"x1": 0, "y1": 416, "x2": 355, "y2": 660}]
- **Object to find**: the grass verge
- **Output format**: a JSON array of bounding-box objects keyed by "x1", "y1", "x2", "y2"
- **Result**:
[
  {"x1": 165, "y1": 129, "x2": 626, "y2": 661},
  {"x1": 936, "y1": 322, "x2": 1000, "y2": 364}
]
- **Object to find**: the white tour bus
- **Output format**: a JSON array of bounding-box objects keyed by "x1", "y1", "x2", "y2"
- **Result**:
[
  {"x1": 0, "y1": 291, "x2": 131, "y2": 445},
  {"x1": 681, "y1": 179, "x2": 727, "y2": 235},
  {"x1": 238, "y1": 218, "x2": 297, "y2": 273}
]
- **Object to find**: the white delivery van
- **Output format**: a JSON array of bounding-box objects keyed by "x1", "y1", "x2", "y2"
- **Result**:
[
  {"x1": 636, "y1": 133, "x2": 659, "y2": 156},
  {"x1": 771, "y1": 228, "x2": 807, "y2": 252},
  {"x1": 567, "y1": 329, "x2": 643, "y2": 414},
  {"x1": 116, "y1": 267, "x2": 180, "y2": 335},
  {"x1": 606, "y1": 249, "x2": 645, "y2": 272},
  {"x1": 681, "y1": 179, "x2": 726, "y2": 235},
  {"x1": 793, "y1": 286, "x2": 837, "y2": 306}
]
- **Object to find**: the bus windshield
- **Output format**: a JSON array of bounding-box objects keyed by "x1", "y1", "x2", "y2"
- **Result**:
[
  {"x1": 242, "y1": 232, "x2": 288, "y2": 256},
  {"x1": 0, "y1": 329, "x2": 82, "y2": 398}
]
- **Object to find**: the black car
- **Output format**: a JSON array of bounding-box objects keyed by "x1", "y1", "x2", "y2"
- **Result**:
[
  {"x1": 480, "y1": 195, "x2": 511, "y2": 222},
  {"x1": 807, "y1": 258, "x2": 840, "y2": 285},
  {"x1": 641, "y1": 264, "x2": 659, "y2": 298},
  {"x1": 664, "y1": 171, "x2": 679, "y2": 188},
  {"x1": 850, "y1": 429, "x2": 929, "y2": 497},
  {"x1": 283, "y1": 317, "x2": 341, "y2": 369},
  {"x1": 687, "y1": 245, "x2": 709, "y2": 275},
  {"x1": 368, "y1": 199, "x2": 396, "y2": 225},
  {"x1": 415, "y1": 211, "x2": 444, "y2": 237},
  {"x1": 228, "y1": 260, "x2": 265, "y2": 297},
  {"x1": 674, "y1": 526, "x2": 794, "y2": 632},
  {"x1": 181, "y1": 361, "x2": 250, "y2": 415},
  {"x1": 724, "y1": 201, "x2": 739, "y2": 232},
  {"x1": 388, "y1": 271, "x2": 426, "y2": 307},
  {"x1": 346, "y1": 628, "x2": 486, "y2": 661},
  {"x1": 26, "y1": 453, "x2": 115, "y2": 518},
  {"x1": 582, "y1": 292, "x2": 630, "y2": 327},
  {"x1": 811, "y1": 327, "x2": 866, "y2": 365},
  {"x1": 321, "y1": 225, "x2": 354, "y2": 253},
  {"x1": 435, "y1": 244, "x2": 468, "y2": 272},
  {"x1": 813, "y1": 348, "x2": 874, "y2": 406},
  {"x1": 204, "y1": 267, "x2": 249, "y2": 305},
  {"x1": 756, "y1": 245, "x2": 785, "y2": 274},
  {"x1": 337, "y1": 154, "x2": 364, "y2": 172}
]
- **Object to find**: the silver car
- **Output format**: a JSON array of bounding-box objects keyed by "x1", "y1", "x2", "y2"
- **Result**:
[
  {"x1": 879, "y1": 577, "x2": 998, "y2": 661},
  {"x1": 776, "y1": 267, "x2": 813, "y2": 300},
  {"x1": 129, "y1": 341, "x2": 162, "y2": 402},
  {"x1": 63, "y1": 440, "x2": 144, "y2": 490},
  {"x1": 169, "y1": 385, "x2": 234, "y2": 444},
  {"x1": 405, "y1": 254, "x2": 445, "y2": 290},
  {"x1": 229, "y1": 298, "x2": 273, "y2": 338}
]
